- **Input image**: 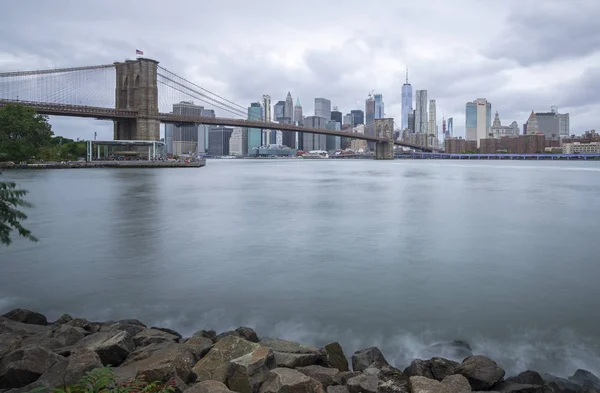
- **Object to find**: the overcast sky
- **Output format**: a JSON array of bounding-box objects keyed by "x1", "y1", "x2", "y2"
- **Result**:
[{"x1": 1, "y1": 0, "x2": 599, "y2": 140}]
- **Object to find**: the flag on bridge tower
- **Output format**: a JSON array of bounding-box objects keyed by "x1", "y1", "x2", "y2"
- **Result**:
[{"x1": 136, "y1": 49, "x2": 144, "y2": 55}]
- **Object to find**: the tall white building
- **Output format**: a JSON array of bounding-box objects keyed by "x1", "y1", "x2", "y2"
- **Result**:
[
  {"x1": 262, "y1": 95, "x2": 271, "y2": 146},
  {"x1": 491, "y1": 111, "x2": 519, "y2": 137},
  {"x1": 401, "y1": 69, "x2": 413, "y2": 131},
  {"x1": 228, "y1": 127, "x2": 248, "y2": 156},
  {"x1": 465, "y1": 98, "x2": 491, "y2": 146},
  {"x1": 415, "y1": 90, "x2": 428, "y2": 134}
]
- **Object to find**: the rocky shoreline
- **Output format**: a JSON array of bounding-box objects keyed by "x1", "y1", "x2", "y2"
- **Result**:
[{"x1": 1, "y1": 309, "x2": 599, "y2": 393}]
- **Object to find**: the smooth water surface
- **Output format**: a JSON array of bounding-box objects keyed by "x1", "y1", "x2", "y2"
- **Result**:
[{"x1": 1, "y1": 160, "x2": 599, "y2": 376}]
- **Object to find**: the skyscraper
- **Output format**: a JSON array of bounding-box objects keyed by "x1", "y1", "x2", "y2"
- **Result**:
[
  {"x1": 401, "y1": 69, "x2": 413, "y2": 131},
  {"x1": 282, "y1": 92, "x2": 296, "y2": 148},
  {"x1": 428, "y1": 99, "x2": 437, "y2": 146},
  {"x1": 415, "y1": 90, "x2": 428, "y2": 134},
  {"x1": 208, "y1": 126, "x2": 233, "y2": 156},
  {"x1": 284, "y1": 92, "x2": 294, "y2": 121},
  {"x1": 294, "y1": 97, "x2": 303, "y2": 126},
  {"x1": 331, "y1": 106, "x2": 343, "y2": 124},
  {"x1": 315, "y1": 98, "x2": 331, "y2": 119},
  {"x1": 262, "y1": 95, "x2": 271, "y2": 146},
  {"x1": 526, "y1": 111, "x2": 540, "y2": 135},
  {"x1": 300, "y1": 116, "x2": 327, "y2": 151},
  {"x1": 343, "y1": 113, "x2": 353, "y2": 126},
  {"x1": 465, "y1": 98, "x2": 491, "y2": 146},
  {"x1": 447, "y1": 117, "x2": 453, "y2": 138},
  {"x1": 374, "y1": 94, "x2": 384, "y2": 119},
  {"x1": 351, "y1": 109, "x2": 364, "y2": 126},
  {"x1": 272, "y1": 100, "x2": 286, "y2": 144},
  {"x1": 408, "y1": 110, "x2": 415, "y2": 133},
  {"x1": 365, "y1": 95, "x2": 375, "y2": 138},
  {"x1": 247, "y1": 102, "x2": 262, "y2": 152}
]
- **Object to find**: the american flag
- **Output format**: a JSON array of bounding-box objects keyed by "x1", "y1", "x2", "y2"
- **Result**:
[{"x1": 136, "y1": 49, "x2": 143, "y2": 55}]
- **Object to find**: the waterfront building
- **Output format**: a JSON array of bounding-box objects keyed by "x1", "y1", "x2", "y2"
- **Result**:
[
  {"x1": 299, "y1": 116, "x2": 327, "y2": 151},
  {"x1": 326, "y1": 120, "x2": 341, "y2": 151},
  {"x1": 491, "y1": 111, "x2": 520, "y2": 138},
  {"x1": 563, "y1": 142, "x2": 600, "y2": 154},
  {"x1": 229, "y1": 127, "x2": 248, "y2": 156},
  {"x1": 262, "y1": 95, "x2": 271, "y2": 145},
  {"x1": 208, "y1": 126, "x2": 233, "y2": 156},
  {"x1": 164, "y1": 101, "x2": 205, "y2": 155},
  {"x1": 282, "y1": 92, "x2": 296, "y2": 148},
  {"x1": 247, "y1": 102, "x2": 262, "y2": 152},
  {"x1": 428, "y1": 99, "x2": 437, "y2": 146},
  {"x1": 526, "y1": 111, "x2": 540, "y2": 135},
  {"x1": 465, "y1": 98, "x2": 491, "y2": 147}
]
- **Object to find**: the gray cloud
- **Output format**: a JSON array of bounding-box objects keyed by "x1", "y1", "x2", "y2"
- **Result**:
[{"x1": 0, "y1": 0, "x2": 598, "y2": 140}]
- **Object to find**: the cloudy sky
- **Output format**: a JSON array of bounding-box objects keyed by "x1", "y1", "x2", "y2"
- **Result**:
[{"x1": 1, "y1": 0, "x2": 599, "y2": 140}]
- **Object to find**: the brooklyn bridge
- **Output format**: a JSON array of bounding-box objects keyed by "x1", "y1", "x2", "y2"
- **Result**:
[{"x1": 0, "y1": 57, "x2": 440, "y2": 159}]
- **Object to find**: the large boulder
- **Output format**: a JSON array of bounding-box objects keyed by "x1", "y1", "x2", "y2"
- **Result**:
[
  {"x1": 213, "y1": 327, "x2": 259, "y2": 344},
  {"x1": 117, "y1": 342, "x2": 196, "y2": 384},
  {"x1": 403, "y1": 358, "x2": 459, "y2": 382},
  {"x1": 184, "y1": 336, "x2": 214, "y2": 361},
  {"x1": 351, "y1": 347, "x2": 390, "y2": 372},
  {"x1": 323, "y1": 343, "x2": 349, "y2": 372},
  {"x1": 346, "y1": 367, "x2": 408, "y2": 393},
  {"x1": 71, "y1": 330, "x2": 134, "y2": 366},
  {"x1": 151, "y1": 327, "x2": 183, "y2": 340},
  {"x1": 409, "y1": 374, "x2": 471, "y2": 393},
  {"x1": 47, "y1": 324, "x2": 88, "y2": 347},
  {"x1": 260, "y1": 338, "x2": 325, "y2": 368},
  {"x1": 327, "y1": 387, "x2": 349, "y2": 393},
  {"x1": 1, "y1": 309, "x2": 47, "y2": 326},
  {"x1": 134, "y1": 329, "x2": 180, "y2": 347},
  {"x1": 0, "y1": 317, "x2": 49, "y2": 336},
  {"x1": 490, "y1": 381, "x2": 546, "y2": 393},
  {"x1": 258, "y1": 368, "x2": 324, "y2": 393},
  {"x1": 66, "y1": 318, "x2": 102, "y2": 334},
  {"x1": 0, "y1": 333, "x2": 22, "y2": 359},
  {"x1": 506, "y1": 371, "x2": 545, "y2": 386},
  {"x1": 52, "y1": 314, "x2": 74, "y2": 325},
  {"x1": 297, "y1": 365, "x2": 341, "y2": 388},
  {"x1": 7, "y1": 349, "x2": 104, "y2": 393},
  {"x1": 542, "y1": 374, "x2": 583, "y2": 393},
  {"x1": 455, "y1": 356, "x2": 505, "y2": 391},
  {"x1": 185, "y1": 380, "x2": 235, "y2": 393},
  {"x1": 226, "y1": 346, "x2": 276, "y2": 393},
  {"x1": 100, "y1": 321, "x2": 146, "y2": 338},
  {"x1": 193, "y1": 335, "x2": 260, "y2": 383},
  {"x1": 569, "y1": 369, "x2": 600, "y2": 391},
  {"x1": 194, "y1": 330, "x2": 217, "y2": 340},
  {"x1": 0, "y1": 345, "x2": 66, "y2": 389}
]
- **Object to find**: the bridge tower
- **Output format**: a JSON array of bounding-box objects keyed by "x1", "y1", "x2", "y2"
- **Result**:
[
  {"x1": 374, "y1": 118, "x2": 395, "y2": 159},
  {"x1": 113, "y1": 58, "x2": 160, "y2": 141}
]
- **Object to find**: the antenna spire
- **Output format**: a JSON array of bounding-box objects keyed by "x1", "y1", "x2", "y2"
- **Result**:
[{"x1": 405, "y1": 67, "x2": 408, "y2": 84}]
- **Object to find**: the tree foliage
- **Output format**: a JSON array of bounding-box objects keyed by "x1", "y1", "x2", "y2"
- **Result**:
[
  {"x1": 0, "y1": 171, "x2": 37, "y2": 246},
  {"x1": 0, "y1": 103, "x2": 54, "y2": 162}
]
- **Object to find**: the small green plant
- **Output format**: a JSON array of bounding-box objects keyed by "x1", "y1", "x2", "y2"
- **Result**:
[{"x1": 27, "y1": 367, "x2": 176, "y2": 393}]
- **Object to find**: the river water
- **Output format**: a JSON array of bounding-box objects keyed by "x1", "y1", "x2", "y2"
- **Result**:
[{"x1": 1, "y1": 160, "x2": 599, "y2": 376}]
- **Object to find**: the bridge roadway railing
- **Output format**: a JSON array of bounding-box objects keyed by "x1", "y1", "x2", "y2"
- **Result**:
[{"x1": 0, "y1": 99, "x2": 137, "y2": 119}]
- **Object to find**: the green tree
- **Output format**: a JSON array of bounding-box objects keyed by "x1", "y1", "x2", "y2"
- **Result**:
[
  {"x1": 0, "y1": 162, "x2": 37, "y2": 245},
  {"x1": 0, "y1": 103, "x2": 53, "y2": 162}
]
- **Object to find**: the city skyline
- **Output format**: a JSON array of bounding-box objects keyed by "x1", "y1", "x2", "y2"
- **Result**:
[{"x1": 1, "y1": 1, "x2": 598, "y2": 140}]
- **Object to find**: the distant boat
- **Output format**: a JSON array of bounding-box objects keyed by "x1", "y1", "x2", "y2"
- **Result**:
[{"x1": 302, "y1": 150, "x2": 329, "y2": 159}]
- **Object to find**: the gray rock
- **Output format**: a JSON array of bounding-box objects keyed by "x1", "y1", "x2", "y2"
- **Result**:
[
  {"x1": 0, "y1": 317, "x2": 48, "y2": 337},
  {"x1": 184, "y1": 336, "x2": 214, "y2": 361},
  {"x1": 1, "y1": 310, "x2": 47, "y2": 326},
  {"x1": 327, "y1": 386, "x2": 349, "y2": 393},
  {"x1": 403, "y1": 359, "x2": 434, "y2": 380},
  {"x1": 507, "y1": 371, "x2": 545, "y2": 386},
  {"x1": 47, "y1": 324, "x2": 87, "y2": 347},
  {"x1": 118, "y1": 319, "x2": 146, "y2": 327},
  {"x1": 0, "y1": 333, "x2": 22, "y2": 359},
  {"x1": 323, "y1": 343, "x2": 349, "y2": 372},
  {"x1": 297, "y1": 365, "x2": 341, "y2": 388},
  {"x1": 258, "y1": 368, "x2": 324, "y2": 393},
  {"x1": 117, "y1": 342, "x2": 196, "y2": 384},
  {"x1": 430, "y1": 358, "x2": 460, "y2": 381},
  {"x1": 409, "y1": 374, "x2": 471, "y2": 393},
  {"x1": 52, "y1": 314, "x2": 73, "y2": 325},
  {"x1": 427, "y1": 341, "x2": 473, "y2": 362},
  {"x1": 72, "y1": 330, "x2": 134, "y2": 366},
  {"x1": 66, "y1": 318, "x2": 102, "y2": 333},
  {"x1": 351, "y1": 347, "x2": 390, "y2": 372},
  {"x1": 226, "y1": 346, "x2": 275, "y2": 393},
  {"x1": 455, "y1": 355, "x2": 505, "y2": 391},
  {"x1": 134, "y1": 329, "x2": 180, "y2": 347},
  {"x1": 193, "y1": 335, "x2": 260, "y2": 383},
  {"x1": 151, "y1": 327, "x2": 183, "y2": 340},
  {"x1": 0, "y1": 345, "x2": 66, "y2": 389},
  {"x1": 260, "y1": 338, "x2": 325, "y2": 368},
  {"x1": 235, "y1": 327, "x2": 259, "y2": 343},
  {"x1": 100, "y1": 321, "x2": 146, "y2": 338},
  {"x1": 542, "y1": 374, "x2": 582, "y2": 393},
  {"x1": 338, "y1": 372, "x2": 359, "y2": 385},
  {"x1": 186, "y1": 380, "x2": 234, "y2": 393},
  {"x1": 569, "y1": 369, "x2": 600, "y2": 390},
  {"x1": 194, "y1": 330, "x2": 217, "y2": 340},
  {"x1": 375, "y1": 367, "x2": 409, "y2": 393},
  {"x1": 346, "y1": 368, "x2": 380, "y2": 393}
]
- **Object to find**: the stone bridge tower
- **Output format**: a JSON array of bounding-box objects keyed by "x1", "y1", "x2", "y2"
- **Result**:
[
  {"x1": 374, "y1": 118, "x2": 395, "y2": 159},
  {"x1": 113, "y1": 58, "x2": 160, "y2": 141}
]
